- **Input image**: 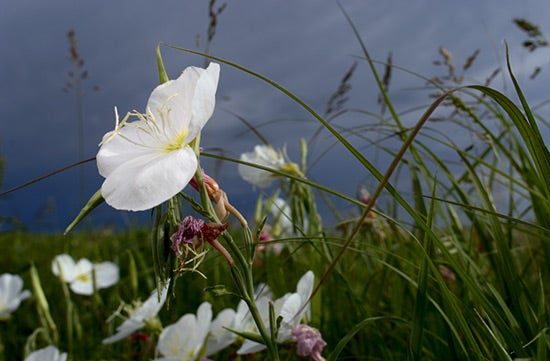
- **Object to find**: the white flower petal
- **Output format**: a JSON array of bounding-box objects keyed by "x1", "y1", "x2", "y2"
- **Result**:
[
  {"x1": 101, "y1": 147, "x2": 197, "y2": 211},
  {"x1": 51, "y1": 254, "x2": 77, "y2": 283},
  {"x1": 157, "y1": 302, "x2": 212, "y2": 361},
  {"x1": 238, "y1": 145, "x2": 285, "y2": 188},
  {"x1": 147, "y1": 63, "x2": 219, "y2": 142},
  {"x1": 237, "y1": 339, "x2": 267, "y2": 355},
  {"x1": 74, "y1": 258, "x2": 93, "y2": 275},
  {"x1": 97, "y1": 125, "x2": 160, "y2": 179},
  {"x1": 24, "y1": 345, "x2": 67, "y2": 361},
  {"x1": 94, "y1": 262, "x2": 119, "y2": 289},
  {"x1": 277, "y1": 293, "x2": 302, "y2": 342},
  {"x1": 0, "y1": 274, "x2": 31, "y2": 316},
  {"x1": 102, "y1": 318, "x2": 145, "y2": 344},
  {"x1": 102, "y1": 282, "x2": 169, "y2": 344},
  {"x1": 206, "y1": 308, "x2": 237, "y2": 356},
  {"x1": 189, "y1": 62, "x2": 220, "y2": 137}
]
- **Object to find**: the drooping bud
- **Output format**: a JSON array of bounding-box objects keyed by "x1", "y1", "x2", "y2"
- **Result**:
[{"x1": 292, "y1": 324, "x2": 327, "y2": 361}]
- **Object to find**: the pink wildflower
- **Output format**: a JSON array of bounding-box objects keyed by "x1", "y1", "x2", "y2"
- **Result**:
[{"x1": 292, "y1": 324, "x2": 326, "y2": 361}]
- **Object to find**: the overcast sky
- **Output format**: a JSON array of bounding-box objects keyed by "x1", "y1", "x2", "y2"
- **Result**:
[{"x1": 2, "y1": 0, "x2": 550, "y2": 232}]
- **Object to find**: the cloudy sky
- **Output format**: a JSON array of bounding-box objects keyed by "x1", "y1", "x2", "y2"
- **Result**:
[{"x1": 1, "y1": 0, "x2": 550, "y2": 232}]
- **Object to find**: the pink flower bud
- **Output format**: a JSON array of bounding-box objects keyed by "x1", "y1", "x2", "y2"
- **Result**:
[{"x1": 292, "y1": 324, "x2": 327, "y2": 361}]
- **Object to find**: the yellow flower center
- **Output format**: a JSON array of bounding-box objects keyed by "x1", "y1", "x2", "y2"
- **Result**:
[
  {"x1": 162, "y1": 129, "x2": 188, "y2": 153},
  {"x1": 77, "y1": 272, "x2": 92, "y2": 283}
]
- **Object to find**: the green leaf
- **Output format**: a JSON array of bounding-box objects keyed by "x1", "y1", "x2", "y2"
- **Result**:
[
  {"x1": 64, "y1": 189, "x2": 104, "y2": 235},
  {"x1": 156, "y1": 43, "x2": 169, "y2": 84}
]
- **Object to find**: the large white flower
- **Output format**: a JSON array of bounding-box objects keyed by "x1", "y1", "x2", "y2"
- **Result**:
[
  {"x1": 103, "y1": 282, "x2": 169, "y2": 344},
  {"x1": 97, "y1": 62, "x2": 220, "y2": 211},
  {"x1": 237, "y1": 271, "x2": 314, "y2": 355},
  {"x1": 24, "y1": 345, "x2": 67, "y2": 361},
  {"x1": 51, "y1": 254, "x2": 119, "y2": 295},
  {"x1": 238, "y1": 145, "x2": 286, "y2": 188},
  {"x1": 0, "y1": 273, "x2": 31, "y2": 318}
]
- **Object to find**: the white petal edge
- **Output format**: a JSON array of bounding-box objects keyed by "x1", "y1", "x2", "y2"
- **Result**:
[{"x1": 101, "y1": 146, "x2": 197, "y2": 211}]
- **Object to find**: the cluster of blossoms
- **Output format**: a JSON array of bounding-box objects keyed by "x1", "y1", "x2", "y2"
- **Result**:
[
  {"x1": 102, "y1": 271, "x2": 326, "y2": 360},
  {"x1": 51, "y1": 254, "x2": 119, "y2": 295}
]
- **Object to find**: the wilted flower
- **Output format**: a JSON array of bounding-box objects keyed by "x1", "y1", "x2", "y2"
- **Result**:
[
  {"x1": 237, "y1": 271, "x2": 314, "y2": 355},
  {"x1": 97, "y1": 63, "x2": 220, "y2": 211},
  {"x1": 0, "y1": 273, "x2": 31, "y2": 319},
  {"x1": 51, "y1": 254, "x2": 119, "y2": 295},
  {"x1": 24, "y1": 345, "x2": 67, "y2": 361},
  {"x1": 238, "y1": 145, "x2": 286, "y2": 188},
  {"x1": 171, "y1": 216, "x2": 232, "y2": 266},
  {"x1": 103, "y1": 282, "x2": 169, "y2": 344},
  {"x1": 292, "y1": 324, "x2": 326, "y2": 361},
  {"x1": 171, "y1": 216, "x2": 206, "y2": 257}
]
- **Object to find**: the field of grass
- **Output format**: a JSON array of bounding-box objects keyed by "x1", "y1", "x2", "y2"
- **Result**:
[{"x1": 2, "y1": 9, "x2": 550, "y2": 361}]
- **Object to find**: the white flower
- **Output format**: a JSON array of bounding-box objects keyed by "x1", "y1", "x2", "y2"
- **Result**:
[
  {"x1": 97, "y1": 62, "x2": 220, "y2": 211},
  {"x1": 238, "y1": 145, "x2": 285, "y2": 188},
  {"x1": 0, "y1": 273, "x2": 31, "y2": 318},
  {"x1": 154, "y1": 302, "x2": 237, "y2": 361},
  {"x1": 269, "y1": 197, "x2": 294, "y2": 237},
  {"x1": 51, "y1": 254, "x2": 119, "y2": 295},
  {"x1": 24, "y1": 345, "x2": 67, "y2": 361},
  {"x1": 103, "y1": 282, "x2": 169, "y2": 344},
  {"x1": 155, "y1": 302, "x2": 212, "y2": 361},
  {"x1": 237, "y1": 271, "x2": 314, "y2": 355}
]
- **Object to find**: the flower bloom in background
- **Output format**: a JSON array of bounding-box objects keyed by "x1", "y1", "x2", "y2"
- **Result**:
[
  {"x1": 103, "y1": 282, "x2": 169, "y2": 344},
  {"x1": 97, "y1": 63, "x2": 220, "y2": 211},
  {"x1": 0, "y1": 273, "x2": 31, "y2": 319},
  {"x1": 257, "y1": 198, "x2": 294, "y2": 255},
  {"x1": 51, "y1": 254, "x2": 119, "y2": 295},
  {"x1": 269, "y1": 197, "x2": 296, "y2": 237},
  {"x1": 24, "y1": 345, "x2": 67, "y2": 361},
  {"x1": 238, "y1": 145, "x2": 286, "y2": 188},
  {"x1": 237, "y1": 271, "x2": 315, "y2": 355},
  {"x1": 292, "y1": 324, "x2": 327, "y2": 361},
  {"x1": 359, "y1": 187, "x2": 376, "y2": 218},
  {"x1": 154, "y1": 302, "x2": 236, "y2": 361}
]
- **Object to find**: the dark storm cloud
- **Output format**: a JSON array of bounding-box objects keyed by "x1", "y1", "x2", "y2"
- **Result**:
[{"x1": 1, "y1": 0, "x2": 550, "y2": 231}]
